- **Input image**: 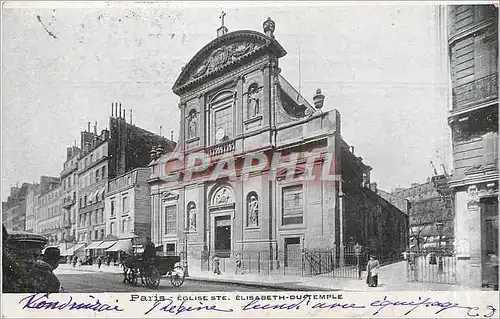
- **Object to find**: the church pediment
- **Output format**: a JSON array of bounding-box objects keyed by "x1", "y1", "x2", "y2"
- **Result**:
[{"x1": 172, "y1": 30, "x2": 286, "y2": 95}]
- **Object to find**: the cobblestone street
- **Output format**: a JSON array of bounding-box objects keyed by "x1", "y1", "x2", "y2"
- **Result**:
[{"x1": 54, "y1": 266, "x2": 281, "y2": 293}]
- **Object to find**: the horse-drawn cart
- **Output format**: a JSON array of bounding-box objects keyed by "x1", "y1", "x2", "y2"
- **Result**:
[{"x1": 122, "y1": 254, "x2": 185, "y2": 289}]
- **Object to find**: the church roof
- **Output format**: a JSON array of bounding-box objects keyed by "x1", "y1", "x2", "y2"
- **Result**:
[{"x1": 172, "y1": 30, "x2": 287, "y2": 95}]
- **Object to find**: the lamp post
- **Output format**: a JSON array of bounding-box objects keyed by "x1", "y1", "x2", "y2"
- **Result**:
[
  {"x1": 436, "y1": 222, "x2": 444, "y2": 274},
  {"x1": 183, "y1": 227, "x2": 189, "y2": 277}
]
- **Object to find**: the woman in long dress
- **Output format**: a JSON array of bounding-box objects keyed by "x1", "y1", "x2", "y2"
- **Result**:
[{"x1": 366, "y1": 255, "x2": 380, "y2": 287}]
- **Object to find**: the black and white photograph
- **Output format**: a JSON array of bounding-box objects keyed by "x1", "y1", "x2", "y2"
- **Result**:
[{"x1": 1, "y1": 1, "x2": 499, "y2": 317}]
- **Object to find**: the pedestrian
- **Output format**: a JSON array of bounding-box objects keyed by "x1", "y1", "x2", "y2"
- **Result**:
[
  {"x1": 235, "y1": 252, "x2": 242, "y2": 275},
  {"x1": 97, "y1": 256, "x2": 102, "y2": 269},
  {"x1": 213, "y1": 256, "x2": 221, "y2": 275},
  {"x1": 31, "y1": 247, "x2": 61, "y2": 293},
  {"x1": 72, "y1": 256, "x2": 77, "y2": 268},
  {"x1": 77, "y1": 257, "x2": 81, "y2": 267},
  {"x1": 366, "y1": 255, "x2": 380, "y2": 288}
]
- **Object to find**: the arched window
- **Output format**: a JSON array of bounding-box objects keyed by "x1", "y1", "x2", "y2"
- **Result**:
[
  {"x1": 209, "y1": 91, "x2": 235, "y2": 145},
  {"x1": 246, "y1": 192, "x2": 259, "y2": 227},
  {"x1": 187, "y1": 201, "x2": 196, "y2": 231}
]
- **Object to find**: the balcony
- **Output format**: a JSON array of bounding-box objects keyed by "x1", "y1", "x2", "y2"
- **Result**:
[
  {"x1": 452, "y1": 73, "x2": 498, "y2": 112},
  {"x1": 206, "y1": 140, "x2": 235, "y2": 156},
  {"x1": 62, "y1": 196, "x2": 76, "y2": 208}
]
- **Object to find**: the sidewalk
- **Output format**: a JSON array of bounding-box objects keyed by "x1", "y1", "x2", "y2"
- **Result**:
[
  {"x1": 186, "y1": 261, "x2": 473, "y2": 292},
  {"x1": 57, "y1": 263, "x2": 124, "y2": 274},
  {"x1": 57, "y1": 261, "x2": 474, "y2": 292}
]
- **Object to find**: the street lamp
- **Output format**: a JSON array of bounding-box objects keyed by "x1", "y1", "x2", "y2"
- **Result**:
[
  {"x1": 183, "y1": 227, "x2": 189, "y2": 277},
  {"x1": 436, "y1": 222, "x2": 444, "y2": 274}
]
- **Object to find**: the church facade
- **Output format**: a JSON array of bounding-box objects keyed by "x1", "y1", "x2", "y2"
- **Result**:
[{"x1": 148, "y1": 17, "x2": 408, "y2": 268}]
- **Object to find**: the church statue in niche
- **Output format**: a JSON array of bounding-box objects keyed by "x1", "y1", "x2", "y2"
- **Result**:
[
  {"x1": 247, "y1": 193, "x2": 259, "y2": 227},
  {"x1": 187, "y1": 110, "x2": 198, "y2": 140},
  {"x1": 187, "y1": 202, "x2": 196, "y2": 231},
  {"x1": 247, "y1": 84, "x2": 260, "y2": 119}
]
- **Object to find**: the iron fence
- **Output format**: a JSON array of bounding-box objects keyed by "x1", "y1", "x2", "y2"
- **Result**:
[
  {"x1": 198, "y1": 248, "x2": 372, "y2": 279},
  {"x1": 405, "y1": 249, "x2": 456, "y2": 284}
]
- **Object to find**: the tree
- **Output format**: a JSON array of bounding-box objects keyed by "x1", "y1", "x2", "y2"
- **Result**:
[{"x1": 409, "y1": 196, "x2": 453, "y2": 250}]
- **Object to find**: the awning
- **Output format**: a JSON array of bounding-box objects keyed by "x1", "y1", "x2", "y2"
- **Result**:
[
  {"x1": 57, "y1": 244, "x2": 68, "y2": 256},
  {"x1": 85, "y1": 241, "x2": 103, "y2": 250},
  {"x1": 106, "y1": 239, "x2": 132, "y2": 252},
  {"x1": 65, "y1": 243, "x2": 85, "y2": 255},
  {"x1": 98, "y1": 240, "x2": 116, "y2": 250}
]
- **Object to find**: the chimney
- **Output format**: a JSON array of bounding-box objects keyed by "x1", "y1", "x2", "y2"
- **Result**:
[
  {"x1": 350, "y1": 146, "x2": 354, "y2": 154},
  {"x1": 170, "y1": 130, "x2": 174, "y2": 141},
  {"x1": 123, "y1": 109, "x2": 126, "y2": 121},
  {"x1": 263, "y1": 17, "x2": 276, "y2": 38},
  {"x1": 115, "y1": 103, "x2": 118, "y2": 118},
  {"x1": 111, "y1": 103, "x2": 114, "y2": 117},
  {"x1": 94, "y1": 121, "x2": 97, "y2": 135},
  {"x1": 87, "y1": 122, "x2": 91, "y2": 132},
  {"x1": 369, "y1": 182, "x2": 378, "y2": 193},
  {"x1": 130, "y1": 109, "x2": 133, "y2": 125},
  {"x1": 102, "y1": 129, "x2": 109, "y2": 140},
  {"x1": 119, "y1": 103, "x2": 122, "y2": 119}
]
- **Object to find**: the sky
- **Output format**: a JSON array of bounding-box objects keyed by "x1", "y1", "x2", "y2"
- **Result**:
[{"x1": 1, "y1": 2, "x2": 451, "y2": 201}]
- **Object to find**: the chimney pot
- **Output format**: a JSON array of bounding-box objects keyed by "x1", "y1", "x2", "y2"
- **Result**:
[
  {"x1": 87, "y1": 122, "x2": 91, "y2": 132},
  {"x1": 111, "y1": 102, "x2": 114, "y2": 117},
  {"x1": 119, "y1": 103, "x2": 122, "y2": 119}
]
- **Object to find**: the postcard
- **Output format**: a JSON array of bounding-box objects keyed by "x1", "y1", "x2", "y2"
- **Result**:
[{"x1": 2, "y1": 1, "x2": 499, "y2": 318}]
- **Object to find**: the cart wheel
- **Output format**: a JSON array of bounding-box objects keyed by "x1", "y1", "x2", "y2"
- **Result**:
[
  {"x1": 170, "y1": 265, "x2": 185, "y2": 287},
  {"x1": 145, "y1": 267, "x2": 161, "y2": 289},
  {"x1": 127, "y1": 268, "x2": 138, "y2": 286}
]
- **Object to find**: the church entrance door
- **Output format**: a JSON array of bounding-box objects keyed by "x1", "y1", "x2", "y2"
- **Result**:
[{"x1": 214, "y1": 215, "x2": 231, "y2": 258}]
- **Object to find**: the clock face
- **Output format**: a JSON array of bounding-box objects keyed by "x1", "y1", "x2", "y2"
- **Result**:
[{"x1": 216, "y1": 128, "x2": 225, "y2": 141}]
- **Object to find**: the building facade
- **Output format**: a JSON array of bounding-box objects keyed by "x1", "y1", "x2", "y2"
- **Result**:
[
  {"x1": 76, "y1": 108, "x2": 175, "y2": 259},
  {"x1": 392, "y1": 175, "x2": 453, "y2": 249},
  {"x1": 446, "y1": 5, "x2": 498, "y2": 289},
  {"x1": 37, "y1": 183, "x2": 63, "y2": 245},
  {"x1": 60, "y1": 146, "x2": 80, "y2": 244},
  {"x1": 104, "y1": 168, "x2": 152, "y2": 255},
  {"x1": 148, "y1": 18, "x2": 408, "y2": 269},
  {"x1": 2, "y1": 184, "x2": 31, "y2": 232},
  {"x1": 25, "y1": 184, "x2": 40, "y2": 233}
]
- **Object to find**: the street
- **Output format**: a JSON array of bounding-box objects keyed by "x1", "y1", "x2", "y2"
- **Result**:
[{"x1": 54, "y1": 267, "x2": 281, "y2": 293}]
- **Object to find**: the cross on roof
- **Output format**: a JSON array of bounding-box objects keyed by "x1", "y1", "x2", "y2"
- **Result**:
[{"x1": 219, "y1": 10, "x2": 226, "y2": 27}]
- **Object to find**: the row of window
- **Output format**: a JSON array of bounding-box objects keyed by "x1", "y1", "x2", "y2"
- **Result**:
[
  {"x1": 79, "y1": 190, "x2": 105, "y2": 208},
  {"x1": 110, "y1": 195, "x2": 130, "y2": 216},
  {"x1": 79, "y1": 165, "x2": 107, "y2": 189},
  {"x1": 78, "y1": 208, "x2": 105, "y2": 227},
  {"x1": 80, "y1": 143, "x2": 107, "y2": 170},
  {"x1": 108, "y1": 219, "x2": 131, "y2": 236},
  {"x1": 39, "y1": 219, "x2": 63, "y2": 233},
  {"x1": 162, "y1": 185, "x2": 305, "y2": 236},
  {"x1": 78, "y1": 229, "x2": 105, "y2": 242},
  {"x1": 38, "y1": 189, "x2": 61, "y2": 206},
  {"x1": 62, "y1": 173, "x2": 78, "y2": 191}
]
